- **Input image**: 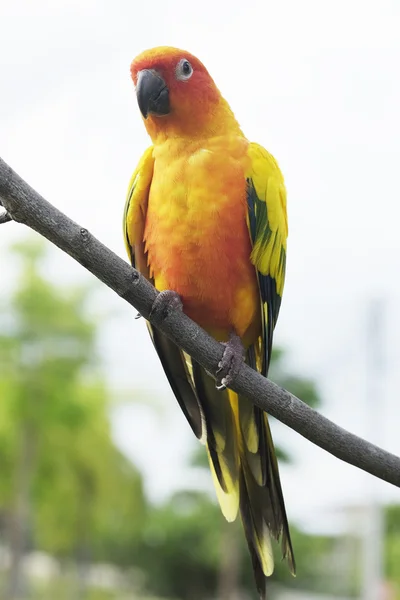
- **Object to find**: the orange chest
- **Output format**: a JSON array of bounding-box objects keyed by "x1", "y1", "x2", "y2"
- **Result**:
[{"x1": 143, "y1": 140, "x2": 258, "y2": 333}]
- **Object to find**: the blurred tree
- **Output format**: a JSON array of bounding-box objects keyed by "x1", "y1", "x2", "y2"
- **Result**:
[
  {"x1": 385, "y1": 504, "x2": 400, "y2": 596},
  {"x1": 0, "y1": 238, "x2": 146, "y2": 598},
  {"x1": 133, "y1": 491, "x2": 221, "y2": 599}
]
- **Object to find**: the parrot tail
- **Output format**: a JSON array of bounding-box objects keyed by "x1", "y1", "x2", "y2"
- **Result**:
[
  {"x1": 192, "y1": 362, "x2": 295, "y2": 600},
  {"x1": 237, "y1": 392, "x2": 296, "y2": 597},
  {"x1": 146, "y1": 328, "x2": 295, "y2": 599}
]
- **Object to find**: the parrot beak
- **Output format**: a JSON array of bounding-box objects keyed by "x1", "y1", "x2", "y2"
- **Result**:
[{"x1": 136, "y1": 70, "x2": 170, "y2": 119}]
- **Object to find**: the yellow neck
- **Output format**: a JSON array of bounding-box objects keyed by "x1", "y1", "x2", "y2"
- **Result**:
[{"x1": 145, "y1": 96, "x2": 243, "y2": 144}]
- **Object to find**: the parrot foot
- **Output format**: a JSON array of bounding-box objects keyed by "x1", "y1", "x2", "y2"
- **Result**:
[
  {"x1": 216, "y1": 332, "x2": 244, "y2": 390},
  {"x1": 149, "y1": 290, "x2": 183, "y2": 324}
]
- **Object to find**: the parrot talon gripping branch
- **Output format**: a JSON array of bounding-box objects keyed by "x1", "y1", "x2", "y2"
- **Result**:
[{"x1": 148, "y1": 289, "x2": 183, "y2": 325}]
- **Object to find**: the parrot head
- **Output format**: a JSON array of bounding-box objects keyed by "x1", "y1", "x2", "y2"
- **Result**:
[{"x1": 130, "y1": 46, "x2": 241, "y2": 140}]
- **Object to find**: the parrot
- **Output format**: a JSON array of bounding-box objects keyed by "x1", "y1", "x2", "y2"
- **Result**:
[{"x1": 123, "y1": 46, "x2": 295, "y2": 598}]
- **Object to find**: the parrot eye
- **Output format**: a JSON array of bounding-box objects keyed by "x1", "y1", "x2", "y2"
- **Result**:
[{"x1": 176, "y1": 59, "x2": 193, "y2": 81}]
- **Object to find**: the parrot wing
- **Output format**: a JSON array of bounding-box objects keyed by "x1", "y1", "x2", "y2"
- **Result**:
[
  {"x1": 123, "y1": 146, "x2": 154, "y2": 278},
  {"x1": 233, "y1": 142, "x2": 295, "y2": 596},
  {"x1": 246, "y1": 142, "x2": 288, "y2": 375},
  {"x1": 123, "y1": 147, "x2": 204, "y2": 440}
]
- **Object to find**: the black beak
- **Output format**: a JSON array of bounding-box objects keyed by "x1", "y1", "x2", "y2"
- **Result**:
[{"x1": 136, "y1": 69, "x2": 170, "y2": 119}]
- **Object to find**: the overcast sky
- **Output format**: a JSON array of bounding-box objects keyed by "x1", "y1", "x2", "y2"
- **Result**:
[{"x1": 1, "y1": 0, "x2": 399, "y2": 532}]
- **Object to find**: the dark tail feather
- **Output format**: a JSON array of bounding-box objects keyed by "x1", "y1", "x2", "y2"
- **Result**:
[
  {"x1": 147, "y1": 325, "x2": 204, "y2": 439},
  {"x1": 238, "y1": 397, "x2": 296, "y2": 597},
  {"x1": 239, "y1": 471, "x2": 269, "y2": 599}
]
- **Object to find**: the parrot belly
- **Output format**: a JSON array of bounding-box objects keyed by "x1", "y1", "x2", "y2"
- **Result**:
[{"x1": 144, "y1": 142, "x2": 260, "y2": 344}]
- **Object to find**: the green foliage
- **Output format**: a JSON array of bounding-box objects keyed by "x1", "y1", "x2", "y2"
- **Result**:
[
  {"x1": 133, "y1": 491, "x2": 221, "y2": 600},
  {"x1": 0, "y1": 238, "x2": 146, "y2": 595},
  {"x1": 385, "y1": 504, "x2": 400, "y2": 595}
]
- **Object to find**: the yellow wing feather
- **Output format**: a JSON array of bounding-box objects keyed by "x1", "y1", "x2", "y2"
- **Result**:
[
  {"x1": 246, "y1": 142, "x2": 288, "y2": 374},
  {"x1": 123, "y1": 146, "x2": 154, "y2": 265}
]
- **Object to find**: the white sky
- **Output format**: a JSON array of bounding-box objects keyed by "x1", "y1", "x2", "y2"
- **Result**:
[{"x1": 1, "y1": 0, "x2": 400, "y2": 532}]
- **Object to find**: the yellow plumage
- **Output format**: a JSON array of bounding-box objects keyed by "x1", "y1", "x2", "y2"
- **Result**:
[{"x1": 123, "y1": 46, "x2": 295, "y2": 599}]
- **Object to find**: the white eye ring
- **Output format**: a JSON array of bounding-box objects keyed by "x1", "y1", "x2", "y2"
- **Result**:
[{"x1": 176, "y1": 59, "x2": 193, "y2": 81}]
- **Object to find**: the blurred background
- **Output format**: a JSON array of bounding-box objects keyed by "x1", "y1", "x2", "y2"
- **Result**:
[{"x1": 1, "y1": 0, "x2": 400, "y2": 598}]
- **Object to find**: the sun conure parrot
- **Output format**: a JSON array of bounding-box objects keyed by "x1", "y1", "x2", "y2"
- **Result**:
[{"x1": 123, "y1": 46, "x2": 295, "y2": 598}]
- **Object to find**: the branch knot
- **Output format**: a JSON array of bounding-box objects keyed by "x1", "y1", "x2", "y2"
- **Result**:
[{"x1": 80, "y1": 228, "x2": 90, "y2": 244}]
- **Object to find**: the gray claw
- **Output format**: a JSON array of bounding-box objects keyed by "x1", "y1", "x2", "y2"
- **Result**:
[
  {"x1": 216, "y1": 331, "x2": 244, "y2": 390},
  {"x1": 216, "y1": 379, "x2": 228, "y2": 391}
]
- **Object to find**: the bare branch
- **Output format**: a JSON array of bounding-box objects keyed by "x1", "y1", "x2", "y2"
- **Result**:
[{"x1": 1, "y1": 155, "x2": 399, "y2": 488}]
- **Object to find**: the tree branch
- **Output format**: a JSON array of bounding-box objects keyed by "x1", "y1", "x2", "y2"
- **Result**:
[{"x1": 1, "y1": 155, "x2": 399, "y2": 488}]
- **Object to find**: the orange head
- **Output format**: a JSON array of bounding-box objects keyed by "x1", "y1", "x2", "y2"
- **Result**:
[{"x1": 130, "y1": 46, "x2": 241, "y2": 141}]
